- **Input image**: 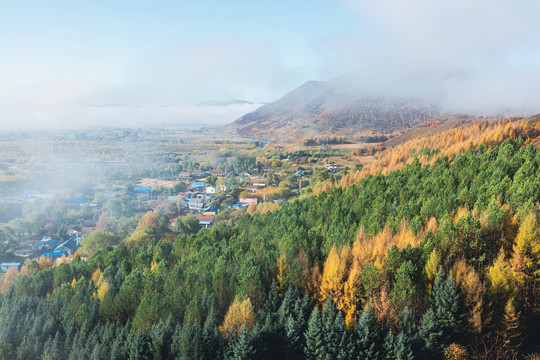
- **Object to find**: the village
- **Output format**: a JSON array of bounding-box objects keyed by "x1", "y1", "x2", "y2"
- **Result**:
[{"x1": 0, "y1": 160, "x2": 346, "y2": 274}]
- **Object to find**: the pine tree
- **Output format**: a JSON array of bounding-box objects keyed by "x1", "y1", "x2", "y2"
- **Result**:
[
  {"x1": 354, "y1": 306, "x2": 380, "y2": 360},
  {"x1": 90, "y1": 343, "x2": 106, "y2": 360},
  {"x1": 393, "y1": 332, "x2": 414, "y2": 360},
  {"x1": 333, "y1": 312, "x2": 351, "y2": 360},
  {"x1": 279, "y1": 287, "x2": 298, "y2": 324},
  {"x1": 382, "y1": 330, "x2": 395, "y2": 360},
  {"x1": 179, "y1": 323, "x2": 203, "y2": 360},
  {"x1": 304, "y1": 307, "x2": 325, "y2": 360},
  {"x1": 432, "y1": 270, "x2": 463, "y2": 345},
  {"x1": 231, "y1": 325, "x2": 256, "y2": 360},
  {"x1": 128, "y1": 332, "x2": 149, "y2": 360},
  {"x1": 203, "y1": 307, "x2": 222, "y2": 360},
  {"x1": 264, "y1": 282, "x2": 280, "y2": 313},
  {"x1": 284, "y1": 315, "x2": 302, "y2": 360},
  {"x1": 418, "y1": 309, "x2": 444, "y2": 358}
]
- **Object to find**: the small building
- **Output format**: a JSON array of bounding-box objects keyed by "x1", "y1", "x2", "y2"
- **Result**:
[
  {"x1": 195, "y1": 215, "x2": 214, "y2": 227},
  {"x1": 192, "y1": 181, "x2": 205, "y2": 188},
  {"x1": 188, "y1": 198, "x2": 204, "y2": 211},
  {"x1": 0, "y1": 262, "x2": 21, "y2": 273},
  {"x1": 42, "y1": 252, "x2": 68, "y2": 259},
  {"x1": 54, "y1": 239, "x2": 78, "y2": 254},
  {"x1": 206, "y1": 186, "x2": 217, "y2": 194},
  {"x1": 32, "y1": 236, "x2": 61, "y2": 251},
  {"x1": 135, "y1": 186, "x2": 152, "y2": 196},
  {"x1": 70, "y1": 197, "x2": 86, "y2": 206},
  {"x1": 239, "y1": 198, "x2": 258, "y2": 205},
  {"x1": 179, "y1": 172, "x2": 191, "y2": 179},
  {"x1": 211, "y1": 170, "x2": 224, "y2": 176}
]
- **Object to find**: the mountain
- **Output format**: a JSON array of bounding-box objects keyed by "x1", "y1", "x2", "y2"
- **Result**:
[{"x1": 223, "y1": 78, "x2": 442, "y2": 140}]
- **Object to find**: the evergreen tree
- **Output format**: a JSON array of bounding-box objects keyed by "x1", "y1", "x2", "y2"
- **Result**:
[
  {"x1": 397, "y1": 308, "x2": 418, "y2": 357},
  {"x1": 393, "y1": 332, "x2": 414, "y2": 360},
  {"x1": 231, "y1": 325, "x2": 256, "y2": 360},
  {"x1": 354, "y1": 306, "x2": 380, "y2": 360},
  {"x1": 179, "y1": 323, "x2": 203, "y2": 360},
  {"x1": 202, "y1": 307, "x2": 222, "y2": 360},
  {"x1": 264, "y1": 283, "x2": 280, "y2": 313},
  {"x1": 432, "y1": 270, "x2": 463, "y2": 345},
  {"x1": 304, "y1": 307, "x2": 325, "y2": 360},
  {"x1": 418, "y1": 309, "x2": 444, "y2": 358},
  {"x1": 382, "y1": 330, "x2": 395, "y2": 360},
  {"x1": 128, "y1": 332, "x2": 149, "y2": 360},
  {"x1": 90, "y1": 343, "x2": 107, "y2": 360},
  {"x1": 284, "y1": 315, "x2": 303, "y2": 360}
]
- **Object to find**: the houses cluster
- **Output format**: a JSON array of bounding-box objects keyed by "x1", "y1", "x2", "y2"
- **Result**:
[{"x1": 12, "y1": 230, "x2": 82, "y2": 262}]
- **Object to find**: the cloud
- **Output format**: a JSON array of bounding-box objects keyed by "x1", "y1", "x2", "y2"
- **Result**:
[{"x1": 338, "y1": 0, "x2": 540, "y2": 113}]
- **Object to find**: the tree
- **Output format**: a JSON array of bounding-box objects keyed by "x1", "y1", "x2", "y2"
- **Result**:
[
  {"x1": 79, "y1": 231, "x2": 119, "y2": 255},
  {"x1": 432, "y1": 271, "x2": 463, "y2": 346},
  {"x1": 354, "y1": 306, "x2": 381, "y2": 360},
  {"x1": 499, "y1": 297, "x2": 522, "y2": 356},
  {"x1": 175, "y1": 215, "x2": 201, "y2": 235},
  {"x1": 96, "y1": 211, "x2": 116, "y2": 232},
  {"x1": 393, "y1": 332, "x2": 414, "y2": 360},
  {"x1": 230, "y1": 325, "x2": 256, "y2": 360},
  {"x1": 219, "y1": 298, "x2": 256, "y2": 338},
  {"x1": 418, "y1": 309, "x2": 444, "y2": 358},
  {"x1": 1, "y1": 266, "x2": 17, "y2": 293},
  {"x1": 284, "y1": 315, "x2": 302, "y2": 360},
  {"x1": 511, "y1": 212, "x2": 540, "y2": 313},
  {"x1": 304, "y1": 307, "x2": 325, "y2": 360}
]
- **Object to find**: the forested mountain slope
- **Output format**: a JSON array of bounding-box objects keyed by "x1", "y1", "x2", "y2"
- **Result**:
[{"x1": 1, "y1": 121, "x2": 540, "y2": 359}]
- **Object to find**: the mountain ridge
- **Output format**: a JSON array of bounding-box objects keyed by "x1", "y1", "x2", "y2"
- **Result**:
[{"x1": 223, "y1": 78, "x2": 443, "y2": 141}]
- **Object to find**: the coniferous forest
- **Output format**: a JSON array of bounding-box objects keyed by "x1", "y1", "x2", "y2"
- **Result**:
[{"x1": 1, "y1": 137, "x2": 540, "y2": 359}]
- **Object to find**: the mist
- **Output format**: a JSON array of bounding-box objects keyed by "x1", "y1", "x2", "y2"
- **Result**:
[{"x1": 0, "y1": 0, "x2": 538, "y2": 131}]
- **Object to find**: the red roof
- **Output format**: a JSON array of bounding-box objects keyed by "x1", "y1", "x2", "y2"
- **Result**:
[{"x1": 194, "y1": 215, "x2": 214, "y2": 220}]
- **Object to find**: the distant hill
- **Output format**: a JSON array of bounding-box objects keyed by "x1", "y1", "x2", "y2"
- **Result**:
[
  {"x1": 196, "y1": 99, "x2": 256, "y2": 107},
  {"x1": 223, "y1": 79, "x2": 443, "y2": 140}
]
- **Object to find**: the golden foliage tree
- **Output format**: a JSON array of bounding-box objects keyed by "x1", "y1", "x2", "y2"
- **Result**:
[
  {"x1": 452, "y1": 259, "x2": 484, "y2": 334},
  {"x1": 1, "y1": 266, "x2": 18, "y2": 293},
  {"x1": 499, "y1": 297, "x2": 522, "y2": 356},
  {"x1": 425, "y1": 250, "x2": 441, "y2": 296},
  {"x1": 444, "y1": 343, "x2": 470, "y2": 360},
  {"x1": 319, "y1": 245, "x2": 350, "y2": 305},
  {"x1": 511, "y1": 213, "x2": 540, "y2": 312},
  {"x1": 218, "y1": 297, "x2": 255, "y2": 338}
]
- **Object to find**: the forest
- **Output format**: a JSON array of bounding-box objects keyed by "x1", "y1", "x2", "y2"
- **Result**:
[{"x1": 0, "y1": 134, "x2": 539, "y2": 359}]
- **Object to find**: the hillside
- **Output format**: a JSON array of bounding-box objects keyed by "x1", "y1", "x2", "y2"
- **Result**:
[
  {"x1": 224, "y1": 79, "x2": 442, "y2": 140},
  {"x1": 1, "y1": 117, "x2": 539, "y2": 358}
]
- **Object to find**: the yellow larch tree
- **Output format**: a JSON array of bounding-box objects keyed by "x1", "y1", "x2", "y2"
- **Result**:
[
  {"x1": 510, "y1": 213, "x2": 540, "y2": 313},
  {"x1": 218, "y1": 297, "x2": 256, "y2": 338}
]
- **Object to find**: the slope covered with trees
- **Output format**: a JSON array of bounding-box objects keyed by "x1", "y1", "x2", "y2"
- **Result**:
[{"x1": 1, "y1": 132, "x2": 540, "y2": 358}]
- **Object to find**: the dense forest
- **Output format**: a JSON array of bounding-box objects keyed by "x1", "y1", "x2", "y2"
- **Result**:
[{"x1": 1, "y1": 137, "x2": 539, "y2": 359}]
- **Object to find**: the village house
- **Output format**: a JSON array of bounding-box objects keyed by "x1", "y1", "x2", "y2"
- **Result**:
[{"x1": 0, "y1": 262, "x2": 21, "y2": 273}]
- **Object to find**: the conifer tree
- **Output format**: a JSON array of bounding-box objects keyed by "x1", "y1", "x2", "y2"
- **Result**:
[
  {"x1": 231, "y1": 325, "x2": 256, "y2": 360},
  {"x1": 511, "y1": 212, "x2": 540, "y2": 313},
  {"x1": 284, "y1": 315, "x2": 303, "y2": 360},
  {"x1": 382, "y1": 330, "x2": 395, "y2": 360},
  {"x1": 203, "y1": 307, "x2": 222, "y2": 360},
  {"x1": 394, "y1": 332, "x2": 414, "y2": 360},
  {"x1": 499, "y1": 297, "x2": 522, "y2": 356},
  {"x1": 304, "y1": 307, "x2": 325, "y2": 360},
  {"x1": 264, "y1": 282, "x2": 280, "y2": 313},
  {"x1": 432, "y1": 270, "x2": 463, "y2": 345},
  {"x1": 354, "y1": 306, "x2": 381, "y2": 360},
  {"x1": 418, "y1": 309, "x2": 444, "y2": 358}
]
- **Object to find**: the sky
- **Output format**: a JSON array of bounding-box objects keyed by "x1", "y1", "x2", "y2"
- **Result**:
[{"x1": 0, "y1": 0, "x2": 539, "y2": 130}]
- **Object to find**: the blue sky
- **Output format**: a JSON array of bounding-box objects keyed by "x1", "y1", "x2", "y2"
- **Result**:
[{"x1": 0, "y1": 0, "x2": 539, "y2": 129}]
